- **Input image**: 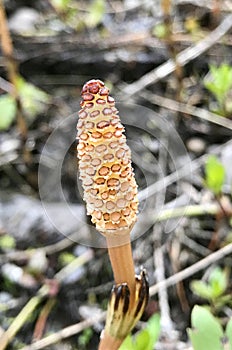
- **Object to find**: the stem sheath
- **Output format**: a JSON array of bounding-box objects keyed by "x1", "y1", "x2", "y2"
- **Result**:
[{"x1": 98, "y1": 333, "x2": 123, "y2": 350}]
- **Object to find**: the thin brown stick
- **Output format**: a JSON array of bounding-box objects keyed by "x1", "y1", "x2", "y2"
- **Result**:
[
  {"x1": 32, "y1": 298, "x2": 56, "y2": 341},
  {"x1": 0, "y1": 0, "x2": 27, "y2": 138},
  {"x1": 0, "y1": 0, "x2": 13, "y2": 59}
]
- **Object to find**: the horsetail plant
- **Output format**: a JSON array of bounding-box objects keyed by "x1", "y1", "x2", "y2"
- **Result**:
[{"x1": 77, "y1": 79, "x2": 149, "y2": 350}]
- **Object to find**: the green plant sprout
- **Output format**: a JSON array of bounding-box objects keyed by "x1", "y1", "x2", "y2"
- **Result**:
[
  {"x1": 78, "y1": 327, "x2": 93, "y2": 349},
  {"x1": 49, "y1": 0, "x2": 106, "y2": 31},
  {"x1": 58, "y1": 252, "x2": 76, "y2": 267},
  {"x1": 204, "y1": 155, "x2": 225, "y2": 196},
  {"x1": 0, "y1": 235, "x2": 15, "y2": 251},
  {"x1": 0, "y1": 76, "x2": 50, "y2": 131},
  {"x1": 188, "y1": 305, "x2": 232, "y2": 350},
  {"x1": 119, "y1": 313, "x2": 160, "y2": 350},
  {"x1": 50, "y1": 0, "x2": 71, "y2": 12},
  {"x1": 152, "y1": 23, "x2": 168, "y2": 39},
  {"x1": 86, "y1": 0, "x2": 106, "y2": 28},
  {"x1": 204, "y1": 63, "x2": 232, "y2": 117},
  {"x1": 190, "y1": 266, "x2": 231, "y2": 311}
]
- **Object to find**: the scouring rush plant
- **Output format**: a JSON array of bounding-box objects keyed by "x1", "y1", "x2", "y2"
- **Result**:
[{"x1": 77, "y1": 79, "x2": 149, "y2": 350}]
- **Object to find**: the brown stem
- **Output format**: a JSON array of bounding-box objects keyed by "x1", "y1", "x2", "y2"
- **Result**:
[
  {"x1": 33, "y1": 298, "x2": 56, "y2": 341},
  {"x1": 98, "y1": 232, "x2": 136, "y2": 350},
  {"x1": 106, "y1": 234, "x2": 135, "y2": 299},
  {"x1": 98, "y1": 333, "x2": 123, "y2": 350},
  {"x1": 0, "y1": 0, "x2": 28, "y2": 139}
]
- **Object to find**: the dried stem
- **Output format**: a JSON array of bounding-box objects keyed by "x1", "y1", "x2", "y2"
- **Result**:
[
  {"x1": 140, "y1": 90, "x2": 232, "y2": 130},
  {"x1": 33, "y1": 298, "x2": 56, "y2": 341},
  {"x1": 0, "y1": 286, "x2": 48, "y2": 350},
  {"x1": 150, "y1": 242, "x2": 232, "y2": 296},
  {"x1": 0, "y1": 0, "x2": 27, "y2": 139},
  {"x1": 21, "y1": 312, "x2": 106, "y2": 350}
]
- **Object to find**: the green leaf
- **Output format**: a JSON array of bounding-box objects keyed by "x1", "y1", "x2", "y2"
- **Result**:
[
  {"x1": 119, "y1": 335, "x2": 134, "y2": 350},
  {"x1": 0, "y1": 77, "x2": 50, "y2": 130},
  {"x1": 204, "y1": 64, "x2": 232, "y2": 106},
  {"x1": 86, "y1": 0, "x2": 105, "y2": 28},
  {"x1": 188, "y1": 306, "x2": 224, "y2": 350},
  {"x1": 191, "y1": 268, "x2": 228, "y2": 302},
  {"x1": 225, "y1": 318, "x2": 232, "y2": 348},
  {"x1": 0, "y1": 235, "x2": 15, "y2": 250},
  {"x1": 78, "y1": 328, "x2": 93, "y2": 347},
  {"x1": 204, "y1": 155, "x2": 225, "y2": 195},
  {"x1": 119, "y1": 314, "x2": 160, "y2": 350},
  {"x1": 0, "y1": 94, "x2": 16, "y2": 130},
  {"x1": 191, "y1": 280, "x2": 213, "y2": 300},
  {"x1": 209, "y1": 267, "x2": 227, "y2": 298},
  {"x1": 152, "y1": 23, "x2": 168, "y2": 38},
  {"x1": 146, "y1": 313, "x2": 161, "y2": 347},
  {"x1": 51, "y1": 0, "x2": 71, "y2": 11},
  {"x1": 16, "y1": 77, "x2": 50, "y2": 121},
  {"x1": 134, "y1": 329, "x2": 151, "y2": 350}
]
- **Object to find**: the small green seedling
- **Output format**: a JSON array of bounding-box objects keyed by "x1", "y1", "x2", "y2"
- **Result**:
[
  {"x1": 86, "y1": 0, "x2": 106, "y2": 28},
  {"x1": 188, "y1": 305, "x2": 232, "y2": 350},
  {"x1": 78, "y1": 327, "x2": 93, "y2": 349},
  {"x1": 0, "y1": 76, "x2": 50, "y2": 130},
  {"x1": 58, "y1": 252, "x2": 76, "y2": 267},
  {"x1": 119, "y1": 313, "x2": 160, "y2": 350},
  {"x1": 17, "y1": 77, "x2": 50, "y2": 119},
  {"x1": 152, "y1": 23, "x2": 168, "y2": 39},
  {"x1": 204, "y1": 155, "x2": 225, "y2": 196},
  {"x1": 204, "y1": 63, "x2": 232, "y2": 116},
  {"x1": 50, "y1": 0, "x2": 71, "y2": 12},
  {"x1": 226, "y1": 317, "x2": 232, "y2": 348},
  {"x1": 190, "y1": 266, "x2": 231, "y2": 311},
  {"x1": 49, "y1": 0, "x2": 106, "y2": 30},
  {"x1": 0, "y1": 95, "x2": 17, "y2": 130},
  {"x1": 0, "y1": 235, "x2": 15, "y2": 251}
]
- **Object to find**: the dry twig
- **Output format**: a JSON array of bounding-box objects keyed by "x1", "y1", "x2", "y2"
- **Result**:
[
  {"x1": 154, "y1": 237, "x2": 176, "y2": 338},
  {"x1": 150, "y1": 242, "x2": 232, "y2": 296},
  {"x1": 138, "y1": 139, "x2": 232, "y2": 202},
  {"x1": 20, "y1": 312, "x2": 106, "y2": 350},
  {"x1": 140, "y1": 90, "x2": 232, "y2": 130},
  {"x1": 0, "y1": 250, "x2": 93, "y2": 350},
  {"x1": 120, "y1": 13, "x2": 232, "y2": 98}
]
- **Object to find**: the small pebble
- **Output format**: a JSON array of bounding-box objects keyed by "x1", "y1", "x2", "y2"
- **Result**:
[
  {"x1": 9, "y1": 7, "x2": 40, "y2": 34},
  {"x1": 186, "y1": 137, "x2": 206, "y2": 154}
]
